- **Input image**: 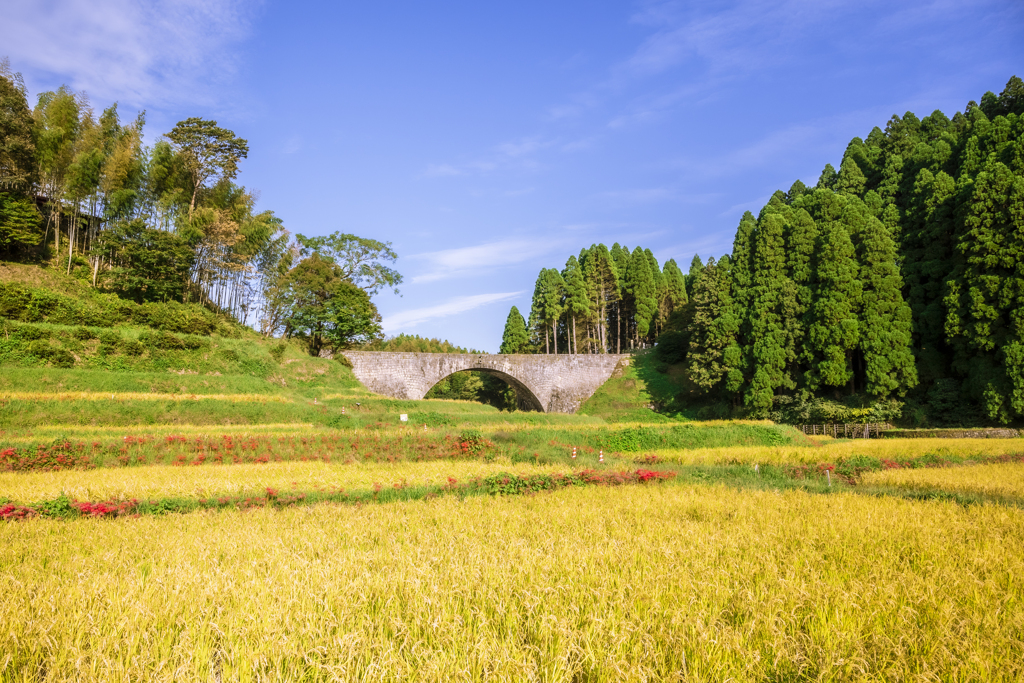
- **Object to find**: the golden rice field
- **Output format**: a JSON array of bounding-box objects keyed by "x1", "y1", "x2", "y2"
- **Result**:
[
  {"x1": 0, "y1": 459, "x2": 565, "y2": 503},
  {"x1": 1, "y1": 483, "x2": 1022, "y2": 682},
  {"x1": 652, "y1": 436, "x2": 1024, "y2": 465},
  {"x1": 863, "y1": 460, "x2": 1024, "y2": 499}
]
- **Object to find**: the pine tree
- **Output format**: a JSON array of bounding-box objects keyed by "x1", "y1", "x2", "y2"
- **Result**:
[
  {"x1": 644, "y1": 248, "x2": 669, "y2": 335},
  {"x1": 714, "y1": 212, "x2": 754, "y2": 396},
  {"x1": 685, "y1": 254, "x2": 703, "y2": 297},
  {"x1": 745, "y1": 199, "x2": 794, "y2": 410},
  {"x1": 585, "y1": 243, "x2": 619, "y2": 353},
  {"x1": 625, "y1": 246, "x2": 657, "y2": 346},
  {"x1": 562, "y1": 255, "x2": 589, "y2": 354},
  {"x1": 783, "y1": 204, "x2": 819, "y2": 388},
  {"x1": 610, "y1": 244, "x2": 630, "y2": 352},
  {"x1": 499, "y1": 306, "x2": 530, "y2": 354},
  {"x1": 944, "y1": 158, "x2": 1024, "y2": 421},
  {"x1": 687, "y1": 257, "x2": 740, "y2": 393},
  {"x1": 816, "y1": 163, "x2": 838, "y2": 190},
  {"x1": 663, "y1": 259, "x2": 688, "y2": 310},
  {"x1": 835, "y1": 155, "x2": 867, "y2": 196},
  {"x1": 527, "y1": 270, "x2": 549, "y2": 353},
  {"x1": 786, "y1": 179, "x2": 808, "y2": 204},
  {"x1": 807, "y1": 215, "x2": 862, "y2": 390},
  {"x1": 539, "y1": 268, "x2": 565, "y2": 354},
  {"x1": 856, "y1": 210, "x2": 918, "y2": 397}
]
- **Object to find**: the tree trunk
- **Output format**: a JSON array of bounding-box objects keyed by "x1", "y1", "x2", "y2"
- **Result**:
[
  {"x1": 616, "y1": 302, "x2": 621, "y2": 354},
  {"x1": 572, "y1": 316, "x2": 577, "y2": 355},
  {"x1": 552, "y1": 319, "x2": 558, "y2": 355},
  {"x1": 545, "y1": 327, "x2": 549, "y2": 354}
]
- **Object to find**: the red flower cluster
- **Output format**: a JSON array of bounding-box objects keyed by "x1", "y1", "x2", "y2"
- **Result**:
[
  {"x1": 636, "y1": 469, "x2": 676, "y2": 482},
  {"x1": 71, "y1": 499, "x2": 138, "y2": 517},
  {"x1": 0, "y1": 503, "x2": 37, "y2": 520}
]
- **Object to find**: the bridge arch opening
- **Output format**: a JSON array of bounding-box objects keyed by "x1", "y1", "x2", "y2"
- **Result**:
[{"x1": 424, "y1": 368, "x2": 545, "y2": 412}]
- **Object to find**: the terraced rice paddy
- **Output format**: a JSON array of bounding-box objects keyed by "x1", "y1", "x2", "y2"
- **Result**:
[{"x1": 1, "y1": 414, "x2": 1023, "y2": 680}]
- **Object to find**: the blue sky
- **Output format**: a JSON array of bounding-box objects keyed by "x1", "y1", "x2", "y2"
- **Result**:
[{"x1": 4, "y1": 0, "x2": 1023, "y2": 351}]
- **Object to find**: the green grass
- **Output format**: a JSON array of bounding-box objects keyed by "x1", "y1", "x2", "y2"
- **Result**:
[{"x1": 578, "y1": 349, "x2": 692, "y2": 422}]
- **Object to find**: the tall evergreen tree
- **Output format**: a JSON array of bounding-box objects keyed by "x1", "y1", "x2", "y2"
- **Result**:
[
  {"x1": 610, "y1": 243, "x2": 630, "y2": 352},
  {"x1": 562, "y1": 255, "x2": 589, "y2": 354},
  {"x1": 536, "y1": 268, "x2": 565, "y2": 354},
  {"x1": 499, "y1": 306, "x2": 531, "y2": 354},
  {"x1": 816, "y1": 163, "x2": 838, "y2": 190},
  {"x1": 625, "y1": 246, "x2": 657, "y2": 346},
  {"x1": 745, "y1": 200, "x2": 794, "y2": 410},
  {"x1": 835, "y1": 156, "x2": 867, "y2": 196},
  {"x1": 783, "y1": 204, "x2": 819, "y2": 388},
  {"x1": 944, "y1": 158, "x2": 1024, "y2": 421},
  {"x1": 807, "y1": 216, "x2": 862, "y2": 391},
  {"x1": 687, "y1": 257, "x2": 740, "y2": 393},
  {"x1": 663, "y1": 259, "x2": 687, "y2": 310},
  {"x1": 584, "y1": 243, "x2": 618, "y2": 353},
  {"x1": 856, "y1": 210, "x2": 918, "y2": 397},
  {"x1": 685, "y1": 254, "x2": 703, "y2": 297}
]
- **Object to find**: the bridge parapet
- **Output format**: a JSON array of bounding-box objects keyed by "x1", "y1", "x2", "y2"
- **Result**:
[{"x1": 340, "y1": 351, "x2": 629, "y2": 413}]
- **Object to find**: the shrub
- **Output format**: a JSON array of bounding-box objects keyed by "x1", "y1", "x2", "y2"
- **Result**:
[
  {"x1": 97, "y1": 329, "x2": 119, "y2": 345},
  {"x1": 119, "y1": 338, "x2": 146, "y2": 356},
  {"x1": 411, "y1": 411, "x2": 454, "y2": 428},
  {"x1": 27, "y1": 340, "x2": 75, "y2": 367},
  {"x1": 12, "y1": 323, "x2": 48, "y2": 341},
  {"x1": 34, "y1": 494, "x2": 76, "y2": 519},
  {"x1": 72, "y1": 326, "x2": 94, "y2": 340},
  {"x1": 269, "y1": 343, "x2": 287, "y2": 363}
]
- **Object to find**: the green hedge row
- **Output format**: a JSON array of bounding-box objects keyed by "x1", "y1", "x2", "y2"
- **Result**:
[{"x1": 0, "y1": 282, "x2": 239, "y2": 336}]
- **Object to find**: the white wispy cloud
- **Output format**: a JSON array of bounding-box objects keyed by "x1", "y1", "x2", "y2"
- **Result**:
[
  {"x1": 422, "y1": 136, "x2": 556, "y2": 178},
  {"x1": 0, "y1": 0, "x2": 258, "y2": 108},
  {"x1": 407, "y1": 238, "x2": 571, "y2": 284},
  {"x1": 383, "y1": 292, "x2": 523, "y2": 331}
]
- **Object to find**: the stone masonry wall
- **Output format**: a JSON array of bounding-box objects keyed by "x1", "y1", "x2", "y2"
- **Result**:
[{"x1": 340, "y1": 351, "x2": 630, "y2": 413}]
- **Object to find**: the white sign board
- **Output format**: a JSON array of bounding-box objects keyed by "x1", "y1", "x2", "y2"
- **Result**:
[{"x1": 399, "y1": 414, "x2": 408, "y2": 422}]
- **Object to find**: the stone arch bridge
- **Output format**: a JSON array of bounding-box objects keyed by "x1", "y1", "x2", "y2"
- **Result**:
[{"x1": 340, "y1": 352, "x2": 629, "y2": 413}]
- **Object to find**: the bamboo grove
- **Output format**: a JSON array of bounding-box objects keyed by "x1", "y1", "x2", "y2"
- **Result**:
[{"x1": 0, "y1": 60, "x2": 290, "y2": 329}]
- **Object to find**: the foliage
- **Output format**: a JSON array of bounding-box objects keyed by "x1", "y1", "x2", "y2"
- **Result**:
[
  {"x1": 498, "y1": 306, "x2": 530, "y2": 354},
  {"x1": 651, "y1": 76, "x2": 1024, "y2": 427},
  {"x1": 165, "y1": 117, "x2": 249, "y2": 217},
  {"x1": 278, "y1": 254, "x2": 383, "y2": 355},
  {"x1": 296, "y1": 231, "x2": 402, "y2": 296},
  {"x1": 0, "y1": 281, "x2": 236, "y2": 335},
  {"x1": 364, "y1": 333, "x2": 479, "y2": 354},
  {"x1": 93, "y1": 218, "x2": 194, "y2": 303}
]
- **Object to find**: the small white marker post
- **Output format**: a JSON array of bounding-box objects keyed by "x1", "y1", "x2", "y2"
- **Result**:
[
  {"x1": 755, "y1": 463, "x2": 759, "y2": 475},
  {"x1": 341, "y1": 407, "x2": 346, "y2": 415},
  {"x1": 572, "y1": 447, "x2": 577, "y2": 460},
  {"x1": 827, "y1": 469, "x2": 832, "y2": 487},
  {"x1": 599, "y1": 450, "x2": 604, "y2": 463},
  {"x1": 424, "y1": 424, "x2": 427, "y2": 431}
]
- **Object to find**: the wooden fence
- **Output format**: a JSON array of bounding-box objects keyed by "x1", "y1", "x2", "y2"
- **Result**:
[{"x1": 795, "y1": 423, "x2": 893, "y2": 439}]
